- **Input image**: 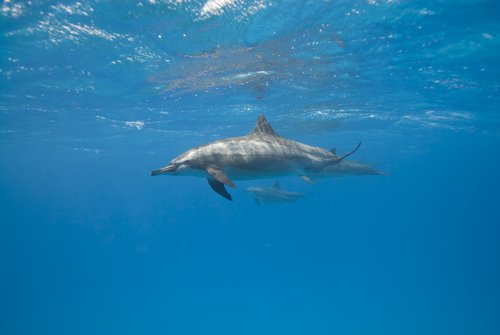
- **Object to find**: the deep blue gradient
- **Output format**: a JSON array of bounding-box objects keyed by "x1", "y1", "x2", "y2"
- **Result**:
[{"x1": 1, "y1": 1, "x2": 499, "y2": 334}]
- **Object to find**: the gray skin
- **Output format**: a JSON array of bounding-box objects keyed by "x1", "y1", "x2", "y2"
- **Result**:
[
  {"x1": 246, "y1": 180, "x2": 305, "y2": 205},
  {"x1": 310, "y1": 159, "x2": 383, "y2": 177},
  {"x1": 151, "y1": 114, "x2": 380, "y2": 201}
]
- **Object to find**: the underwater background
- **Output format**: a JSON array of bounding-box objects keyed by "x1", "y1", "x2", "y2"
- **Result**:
[{"x1": 1, "y1": 0, "x2": 499, "y2": 334}]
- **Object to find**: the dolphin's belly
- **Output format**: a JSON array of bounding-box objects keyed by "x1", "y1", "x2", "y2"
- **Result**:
[{"x1": 223, "y1": 158, "x2": 298, "y2": 180}]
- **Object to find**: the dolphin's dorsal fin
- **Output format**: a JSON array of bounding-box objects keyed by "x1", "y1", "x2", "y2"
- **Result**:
[
  {"x1": 250, "y1": 114, "x2": 279, "y2": 137},
  {"x1": 337, "y1": 142, "x2": 362, "y2": 162},
  {"x1": 330, "y1": 148, "x2": 336, "y2": 155},
  {"x1": 273, "y1": 180, "x2": 280, "y2": 189}
]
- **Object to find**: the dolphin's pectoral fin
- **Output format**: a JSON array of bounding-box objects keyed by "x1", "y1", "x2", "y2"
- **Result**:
[
  {"x1": 207, "y1": 167, "x2": 236, "y2": 189},
  {"x1": 254, "y1": 198, "x2": 261, "y2": 205},
  {"x1": 207, "y1": 177, "x2": 233, "y2": 201},
  {"x1": 273, "y1": 180, "x2": 280, "y2": 189},
  {"x1": 301, "y1": 176, "x2": 314, "y2": 184},
  {"x1": 338, "y1": 142, "x2": 362, "y2": 162}
]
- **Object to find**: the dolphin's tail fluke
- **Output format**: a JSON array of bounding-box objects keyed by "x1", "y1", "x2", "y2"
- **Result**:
[{"x1": 337, "y1": 141, "x2": 361, "y2": 162}]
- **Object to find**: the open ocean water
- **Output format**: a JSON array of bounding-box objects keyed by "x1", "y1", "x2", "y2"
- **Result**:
[{"x1": 1, "y1": 0, "x2": 500, "y2": 334}]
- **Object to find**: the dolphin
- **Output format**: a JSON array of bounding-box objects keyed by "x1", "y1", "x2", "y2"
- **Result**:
[
  {"x1": 305, "y1": 147, "x2": 384, "y2": 180},
  {"x1": 246, "y1": 180, "x2": 305, "y2": 205},
  {"x1": 151, "y1": 114, "x2": 380, "y2": 201},
  {"x1": 312, "y1": 159, "x2": 383, "y2": 177}
]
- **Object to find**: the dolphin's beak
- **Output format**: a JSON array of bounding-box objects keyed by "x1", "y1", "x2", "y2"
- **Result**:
[{"x1": 150, "y1": 164, "x2": 178, "y2": 176}]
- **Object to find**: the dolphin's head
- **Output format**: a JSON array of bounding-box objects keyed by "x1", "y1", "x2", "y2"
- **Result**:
[
  {"x1": 151, "y1": 149, "x2": 205, "y2": 176},
  {"x1": 150, "y1": 159, "x2": 199, "y2": 176},
  {"x1": 150, "y1": 163, "x2": 180, "y2": 176}
]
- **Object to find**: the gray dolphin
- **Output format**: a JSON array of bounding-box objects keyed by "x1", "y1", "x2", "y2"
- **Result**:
[
  {"x1": 303, "y1": 147, "x2": 384, "y2": 181},
  {"x1": 246, "y1": 180, "x2": 305, "y2": 205},
  {"x1": 151, "y1": 114, "x2": 380, "y2": 201},
  {"x1": 313, "y1": 159, "x2": 383, "y2": 177}
]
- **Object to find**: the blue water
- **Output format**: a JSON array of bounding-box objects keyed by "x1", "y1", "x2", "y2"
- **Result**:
[{"x1": 1, "y1": 1, "x2": 500, "y2": 334}]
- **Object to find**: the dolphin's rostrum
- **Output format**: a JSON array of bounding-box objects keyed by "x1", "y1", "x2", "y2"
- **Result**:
[{"x1": 151, "y1": 115, "x2": 382, "y2": 200}]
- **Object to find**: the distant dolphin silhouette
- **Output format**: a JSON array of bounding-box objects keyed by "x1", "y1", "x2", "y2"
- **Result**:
[
  {"x1": 151, "y1": 115, "x2": 381, "y2": 200},
  {"x1": 310, "y1": 159, "x2": 383, "y2": 177},
  {"x1": 246, "y1": 180, "x2": 305, "y2": 205}
]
